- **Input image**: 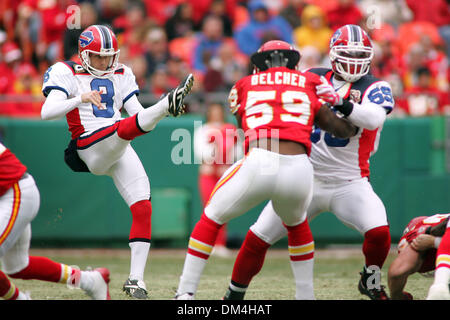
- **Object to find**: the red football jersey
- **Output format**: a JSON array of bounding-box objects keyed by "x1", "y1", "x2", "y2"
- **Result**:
[
  {"x1": 228, "y1": 67, "x2": 323, "y2": 155},
  {"x1": 398, "y1": 213, "x2": 450, "y2": 273},
  {"x1": 0, "y1": 144, "x2": 27, "y2": 196}
]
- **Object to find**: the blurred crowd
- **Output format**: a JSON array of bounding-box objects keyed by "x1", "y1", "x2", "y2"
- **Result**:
[{"x1": 0, "y1": 0, "x2": 448, "y2": 117}]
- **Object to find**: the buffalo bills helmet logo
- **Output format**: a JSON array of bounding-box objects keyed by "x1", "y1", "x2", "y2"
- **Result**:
[
  {"x1": 79, "y1": 31, "x2": 94, "y2": 48},
  {"x1": 329, "y1": 29, "x2": 342, "y2": 48}
]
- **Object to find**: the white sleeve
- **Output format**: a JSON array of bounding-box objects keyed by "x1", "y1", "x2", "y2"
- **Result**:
[
  {"x1": 119, "y1": 65, "x2": 140, "y2": 106},
  {"x1": 123, "y1": 94, "x2": 144, "y2": 116},
  {"x1": 347, "y1": 80, "x2": 394, "y2": 130},
  {"x1": 42, "y1": 62, "x2": 76, "y2": 98},
  {"x1": 41, "y1": 89, "x2": 82, "y2": 120},
  {"x1": 347, "y1": 102, "x2": 386, "y2": 130}
]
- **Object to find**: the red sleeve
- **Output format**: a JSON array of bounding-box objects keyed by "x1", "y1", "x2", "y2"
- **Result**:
[
  {"x1": 228, "y1": 78, "x2": 245, "y2": 115},
  {"x1": 303, "y1": 72, "x2": 324, "y2": 113},
  {"x1": 0, "y1": 149, "x2": 27, "y2": 196}
]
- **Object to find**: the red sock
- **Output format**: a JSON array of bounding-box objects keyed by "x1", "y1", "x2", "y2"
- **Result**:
[
  {"x1": 9, "y1": 256, "x2": 67, "y2": 282},
  {"x1": 362, "y1": 225, "x2": 391, "y2": 268},
  {"x1": 0, "y1": 271, "x2": 19, "y2": 300},
  {"x1": 231, "y1": 230, "x2": 271, "y2": 286},
  {"x1": 215, "y1": 225, "x2": 227, "y2": 246},
  {"x1": 188, "y1": 214, "x2": 222, "y2": 259},
  {"x1": 436, "y1": 226, "x2": 450, "y2": 269},
  {"x1": 129, "y1": 200, "x2": 152, "y2": 242},
  {"x1": 285, "y1": 220, "x2": 314, "y2": 262},
  {"x1": 117, "y1": 114, "x2": 148, "y2": 140}
]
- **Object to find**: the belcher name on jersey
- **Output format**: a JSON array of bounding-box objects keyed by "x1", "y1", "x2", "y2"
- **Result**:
[{"x1": 308, "y1": 68, "x2": 394, "y2": 181}]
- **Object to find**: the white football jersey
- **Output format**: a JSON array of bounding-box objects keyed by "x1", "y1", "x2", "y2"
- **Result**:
[
  {"x1": 308, "y1": 68, "x2": 395, "y2": 181},
  {"x1": 42, "y1": 61, "x2": 139, "y2": 139}
]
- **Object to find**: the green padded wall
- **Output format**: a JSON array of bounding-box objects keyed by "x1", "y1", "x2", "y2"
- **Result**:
[{"x1": 0, "y1": 115, "x2": 448, "y2": 247}]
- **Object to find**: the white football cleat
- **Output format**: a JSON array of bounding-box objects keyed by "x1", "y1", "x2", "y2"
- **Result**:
[
  {"x1": 426, "y1": 283, "x2": 450, "y2": 300},
  {"x1": 85, "y1": 268, "x2": 111, "y2": 300}
]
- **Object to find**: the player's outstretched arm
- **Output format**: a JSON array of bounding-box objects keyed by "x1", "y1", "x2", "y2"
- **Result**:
[
  {"x1": 388, "y1": 244, "x2": 421, "y2": 300},
  {"x1": 315, "y1": 105, "x2": 358, "y2": 139}
]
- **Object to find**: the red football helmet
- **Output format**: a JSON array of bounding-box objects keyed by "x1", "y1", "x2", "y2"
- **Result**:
[
  {"x1": 78, "y1": 25, "x2": 120, "y2": 78},
  {"x1": 251, "y1": 40, "x2": 300, "y2": 73},
  {"x1": 329, "y1": 24, "x2": 374, "y2": 82}
]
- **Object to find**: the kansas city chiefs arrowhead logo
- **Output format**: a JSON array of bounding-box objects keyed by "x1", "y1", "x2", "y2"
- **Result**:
[{"x1": 79, "y1": 31, "x2": 94, "y2": 48}]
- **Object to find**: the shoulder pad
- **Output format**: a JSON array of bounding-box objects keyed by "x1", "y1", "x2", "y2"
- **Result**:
[
  {"x1": 114, "y1": 63, "x2": 128, "y2": 75},
  {"x1": 351, "y1": 73, "x2": 381, "y2": 93},
  {"x1": 307, "y1": 67, "x2": 332, "y2": 77},
  {"x1": 62, "y1": 61, "x2": 89, "y2": 75}
]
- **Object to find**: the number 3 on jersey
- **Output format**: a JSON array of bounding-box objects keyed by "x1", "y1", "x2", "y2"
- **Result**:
[
  {"x1": 90, "y1": 78, "x2": 115, "y2": 118},
  {"x1": 245, "y1": 90, "x2": 311, "y2": 129}
]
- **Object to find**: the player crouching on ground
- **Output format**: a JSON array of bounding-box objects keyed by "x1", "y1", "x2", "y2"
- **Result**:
[
  {"x1": 388, "y1": 214, "x2": 449, "y2": 299},
  {"x1": 0, "y1": 142, "x2": 110, "y2": 300}
]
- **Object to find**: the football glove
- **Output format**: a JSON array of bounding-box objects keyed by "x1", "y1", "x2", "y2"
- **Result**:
[
  {"x1": 167, "y1": 73, "x2": 194, "y2": 117},
  {"x1": 316, "y1": 76, "x2": 343, "y2": 106}
]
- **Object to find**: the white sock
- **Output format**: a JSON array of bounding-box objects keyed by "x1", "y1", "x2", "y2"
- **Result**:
[
  {"x1": 137, "y1": 97, "x2": 169, "y2": 132},
  {"x1": 177, "y1": 254, "x2": 208, "y2": 295},
  {"x1": 79, "y1": 271, "x2": 95, "y2": 292},
  {"x1": 15, "y1": 291, "x2": 29, "y2": 300},
  {"x1": 129, "y1": 241, "x2": 151, "y2": 281},
  {"x1": 290, "y1": 259, "x2": 315, "y2": 300},
  {"x1": 433, "y1": 267, "x2": 450, "y2": 286}
]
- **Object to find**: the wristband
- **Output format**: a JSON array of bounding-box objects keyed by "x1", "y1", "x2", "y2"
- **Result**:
[{"x1": 334, "y1": 100, "x2": 354, "y2": 117}]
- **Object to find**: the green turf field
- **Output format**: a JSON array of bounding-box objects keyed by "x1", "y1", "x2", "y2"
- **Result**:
[{"x1": 11, "y1": 247, "x2": 433, "y2": 300}]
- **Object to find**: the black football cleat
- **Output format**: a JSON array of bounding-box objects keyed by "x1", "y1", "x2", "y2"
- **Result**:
[
  {"x1": 167, "y1": 73, "x2": 194, "y2": 117},
  {"x1": 123, "y1": 278, "x2": 148, "y2": 299},
  {"x1": 358, "y1": 271, "x2": 389, "y2": 300}
]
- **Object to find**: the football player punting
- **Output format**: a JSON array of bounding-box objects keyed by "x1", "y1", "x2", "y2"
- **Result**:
[
  {"x1": 41, "y1": 25, "x2": 194, "y2": 299},
  {"x1": 174, "y1": 40, "x2": 357, "y2": 300},
  {"x1": 0, "y1": 143, "x2": 110, "y2": 300},
  {"x1": 224, "y1": 24, "x2": 394, "y2": 300},
  {"x1": 389, "y1": 214, "x2": 449, "y2": 299},
  {"x1": 427, "y1": 215, "x2": 450, "y2": 299}
]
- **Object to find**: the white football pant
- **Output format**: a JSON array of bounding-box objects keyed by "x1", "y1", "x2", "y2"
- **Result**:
[
  {"x1": 251, "y1": 176, "x2": 388, "y2": 244},
  {"x1": 205, "y1": 148, "x2": 313, "y2": 227},
  {"x1": 0, "y1": 174, "x2": 40, "y2": 274}
]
